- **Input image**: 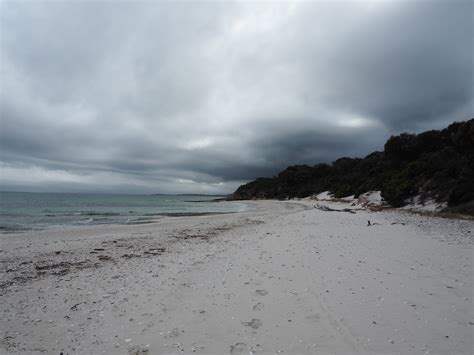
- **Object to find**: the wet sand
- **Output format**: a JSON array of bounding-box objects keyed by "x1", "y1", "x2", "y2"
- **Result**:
[{"x1": 1, "y1": 200, "x2": 472, "y2": 354}]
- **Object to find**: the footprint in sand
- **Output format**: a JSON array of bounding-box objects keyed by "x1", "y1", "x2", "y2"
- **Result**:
[
  {"x1": 128, "y1": 345, "x2": 149, "y2": 355},
  {"x1": 305, "y1": 313, "x2": 321, "y2": 322},
  {"x1": 242, "y1": 318, "x2": 262, "y2": 329},
  {"x1": 230, "y1": 343, "x2": 252, "y2": 354},
  {"x1": 253, "y1": 303, "x2": 264, "y2": 311},
  {"x1": 255, "y1": 289, "x2": 268, "y2": 296}
]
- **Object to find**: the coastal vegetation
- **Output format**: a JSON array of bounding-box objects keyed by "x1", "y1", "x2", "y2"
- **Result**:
[{"x1": 232, "y1": 119, "x2": 474, "y2": 214}]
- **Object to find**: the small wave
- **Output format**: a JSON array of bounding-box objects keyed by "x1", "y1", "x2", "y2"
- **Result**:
[
  {"x1": 134, "y1": 217, "x2": 157, "y2": 221},
  {"x1": 73, "y1": 211, "x2": 122, "y2": 216},
  {"x1": 0, "y1": 213, "x2": 25, "y2": 217},
  {"x1": 0, "y1": 224, "x2": 32, "y2": 233},
  {"x1": 159, "y1": 211, "x2": 230, "y2": 217},
  {"x1": 124, "y1": 220, "x2": 158, "y2": 225},
  {"x1": 185, "y1": 199, "x2": 221, "y2": 203},
  {"x1": 78, "y1": 218, "x2": 94, "y2": 224}
]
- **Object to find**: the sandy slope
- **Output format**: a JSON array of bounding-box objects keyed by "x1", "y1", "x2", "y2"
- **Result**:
[{"x1": 1, "y1": 200, "x2": 472, "y2": 354}]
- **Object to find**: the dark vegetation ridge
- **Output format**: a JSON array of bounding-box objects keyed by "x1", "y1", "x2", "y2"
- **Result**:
[{"x1": 232, "y1": 119, "x2": 474, "y2": 214}]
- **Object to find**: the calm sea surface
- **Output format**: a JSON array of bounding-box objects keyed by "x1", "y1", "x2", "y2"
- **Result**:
[{"x1": 0, "y1": 192, "x2": 247, "y2": 233}]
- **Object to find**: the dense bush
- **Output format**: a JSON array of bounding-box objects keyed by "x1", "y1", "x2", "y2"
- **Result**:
[{"x1": 232, "y1": 119, "x2": 474, "y2": 214}]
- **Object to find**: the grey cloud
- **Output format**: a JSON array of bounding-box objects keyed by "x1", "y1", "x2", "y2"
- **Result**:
[
  {"x1": 0, "y1": 0, "x2": 472, "y2": 194},
  {"x1": 301, "y1": 1, "x2": 473, "y2": 131}
]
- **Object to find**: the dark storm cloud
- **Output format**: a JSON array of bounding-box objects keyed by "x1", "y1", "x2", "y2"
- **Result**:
[
  {"x1": 0, "y1": 0, "x2": 472, "y2": 193},
  {"x1": 313, "y1": 0, "x2": 473, "y2": 131}
]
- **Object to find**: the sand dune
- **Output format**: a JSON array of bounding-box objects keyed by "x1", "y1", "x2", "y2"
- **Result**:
[{"x1": 1, "y1": 200, "x2": 472, "y2": 354}]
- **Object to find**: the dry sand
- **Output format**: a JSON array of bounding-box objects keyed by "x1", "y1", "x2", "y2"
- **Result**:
[{"x1": 1, "y1": 200, "x2": 472, "y2": 354}]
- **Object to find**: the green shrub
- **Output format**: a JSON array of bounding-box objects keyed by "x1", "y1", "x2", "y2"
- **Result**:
[{"x1": 232, "y1": 118, "x2": 474, "y2": 214}]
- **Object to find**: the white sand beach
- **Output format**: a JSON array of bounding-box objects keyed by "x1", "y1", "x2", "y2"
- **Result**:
[{"x1": 1, "y1": 200, "x2": 472, "y2": 354}]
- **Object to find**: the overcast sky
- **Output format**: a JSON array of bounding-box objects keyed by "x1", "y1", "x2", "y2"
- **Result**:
[{"x1": 0, "y1": 0, "x2": 472, "y2": 194}]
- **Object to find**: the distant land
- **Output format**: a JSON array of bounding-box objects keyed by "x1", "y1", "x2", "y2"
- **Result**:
[{"x1": 232, "y1": 118, "x2": 474, "y2": 215}]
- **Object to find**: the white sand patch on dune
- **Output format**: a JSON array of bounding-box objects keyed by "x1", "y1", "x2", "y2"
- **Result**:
[
  {"x1": 402, "y1": 195, "x2": 448, "y2": 212},
  {"x1": 314, "y1": 191, "x2": 333, "y2": 201},
  {"x1": 312, "y1": 190, "x2": 385, "y2": 211},
  {"x1": 338, "y1": 194, "x2": 356, "y2": 202},
  {"x1": 310, "y1": 190, "x2": 447, "y2": 214},
  {"x1": 357, "y1": 190, "x2": 386, "y2": 208}
]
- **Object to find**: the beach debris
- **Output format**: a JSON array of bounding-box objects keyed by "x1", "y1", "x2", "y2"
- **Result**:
[
  {"x1": 144, "y1": 247, "x2": 165, "y2": 256},
  {"x1": 98, "y1": 255, "x2": 112, "y2": 261},
  {"x1": 191, "y1": 342, "x2": 206, "y2": 352},
  {"x1": 128, "y1": 345, "x2": 149, "y2": 355},
  {"x1": 35, "y1": 261, "x2": 71, "y2": 271},
  {"x1": 149, "y1": 247, "x2": 166, "y2": 252},
  {"x1": 70, "y1": 302, "x2": 85, "y2": 311},
  {"x1": 367, "y1": 220, "x2": 381, "y2": 226},
  {"x1": 314, "y1": 204, "x2": 356, "y2": 213},
  {"x1": 122, "y1": 253, "x2": 141, "y2": 258},
  {"x1": 230, "y1": 342, "x2": 251, "y2": 354},
  {"x1": 255, "y1": 289, "x2": 268, "y2": 296},
  {"x1": 172, "y1": 342, "x2": 183, "y2": 350},
  {"x1": 242, "y1": 318, "x2": 262, "y2": 329},
  {"x1": 253, "y1": 302, "x2": 264, "y2": 311},
  {"x1": 164, "y1": 328, "x2": 181, "y2": 338}
]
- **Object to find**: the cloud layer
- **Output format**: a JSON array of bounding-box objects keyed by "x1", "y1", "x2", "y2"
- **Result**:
[{"x1": 1, "y1": 0, "x2": 472, "y2": 194}]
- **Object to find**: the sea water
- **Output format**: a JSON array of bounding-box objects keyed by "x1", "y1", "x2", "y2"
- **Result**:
[{"x1": 0, "y1": 192, "x2": 247, "y2": 233}]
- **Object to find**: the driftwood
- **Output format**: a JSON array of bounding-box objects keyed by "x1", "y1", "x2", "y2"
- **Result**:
[
  {"x1": 367, "y1": 220, "x2": 381, "y2": 226},
  {"x1": 314, "y1": 204, "x2": 356, "y2": 214}
]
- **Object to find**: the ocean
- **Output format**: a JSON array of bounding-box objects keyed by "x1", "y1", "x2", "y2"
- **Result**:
[{"x1": 0, "y1": 192, "x2": 247, "y2": 233}]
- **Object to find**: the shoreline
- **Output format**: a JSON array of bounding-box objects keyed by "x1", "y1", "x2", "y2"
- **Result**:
[
  {"x1": 1, "y1": 200, "x2": 472, "y2": 354},
  {"x1": 0, "y1": 201, "x2": 250, "y2": 236}
]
